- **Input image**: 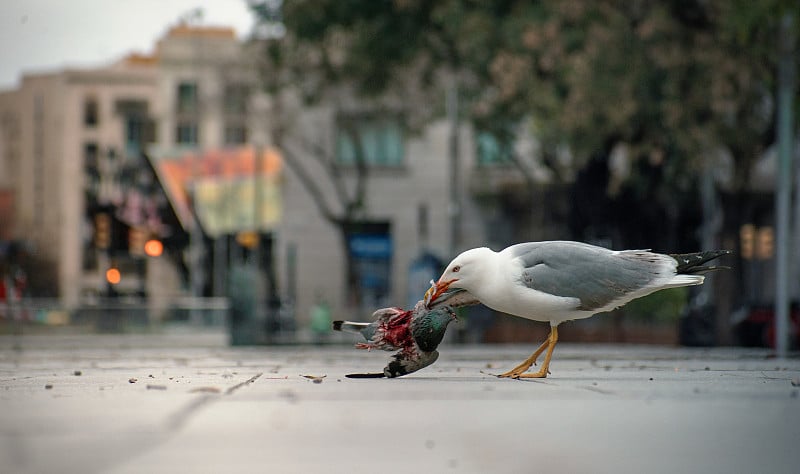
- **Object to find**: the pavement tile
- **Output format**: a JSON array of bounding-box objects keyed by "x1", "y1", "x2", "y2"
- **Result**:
[{"x1": 1, "y1": 333, "x2": 798, "y2": 474}]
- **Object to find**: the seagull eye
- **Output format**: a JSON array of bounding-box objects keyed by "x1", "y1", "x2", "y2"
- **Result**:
[{"x1": 452, "y1": 265, "x2": 461, "y2": 273}]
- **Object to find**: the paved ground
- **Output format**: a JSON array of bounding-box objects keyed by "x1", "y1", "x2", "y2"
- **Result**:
[{"x1": 1, "y1": 330, "x2": 799, "y2": 474}]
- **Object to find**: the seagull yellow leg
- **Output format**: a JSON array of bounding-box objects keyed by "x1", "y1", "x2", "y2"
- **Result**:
[
  {"x1": 497, "y1": 336, "x2": 550, "y2": 378},
  {"x1": 517, "y1": 326, "x2": 558, "y2": 379}
]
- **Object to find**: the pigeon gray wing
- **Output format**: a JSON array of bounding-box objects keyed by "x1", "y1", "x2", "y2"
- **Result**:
[{"x1": 383, "y1": 347, "x2": 439, "y2": 378}]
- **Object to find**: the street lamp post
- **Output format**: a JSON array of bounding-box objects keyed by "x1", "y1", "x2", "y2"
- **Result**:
[{"x1": 774, "y1": 13, "x2": 795, "y2": 358}]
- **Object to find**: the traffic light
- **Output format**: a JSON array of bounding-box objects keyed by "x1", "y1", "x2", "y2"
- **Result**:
[
  {"x1": 129, "y1": 227, "x2": 147, "y2": 256},
  {"x1": 236, "y1": 231, "x2": 259, "y2": 249},
  {"x1": 756, "y1": 226, "x2": 774, "y2": 260},
  {"x1": 95, "y1": 213, "x2": 111, "y2": 249},
  {"x1": 739, "y1": 224, "x2": 754, "y2": 260}
]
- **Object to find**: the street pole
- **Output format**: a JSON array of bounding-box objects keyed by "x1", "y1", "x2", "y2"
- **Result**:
[
  {"x1": 447, "y1": 76, "x2": 461, "y2": 258},
  {"x1": 189, "y1": 183, "x2": 204, "y2": 324},
  {"x1": 699, "y1": 159, "x2": 720, "y2": 309},
  {"x1": 253, "y1": 144, "x2": 266, "y2": 339},
  {"x1": 775, "y1": 13, "x2": 795, "y2": 358},
  {"x1": 189, "y1": 14, "x2": 205, "y2": 325}
]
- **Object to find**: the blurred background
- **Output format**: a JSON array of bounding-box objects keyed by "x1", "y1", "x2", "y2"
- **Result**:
[{"x1": 0, "y1": 0, "x2": 798, "y2": 350}]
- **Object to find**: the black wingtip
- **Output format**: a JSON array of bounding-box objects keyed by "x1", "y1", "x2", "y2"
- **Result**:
[
  {"x1": 332, "y1": 321, "x2": 343, "y2": 331},
  {"x1": 670, "y1": 250, "x2": 733, "y2": 274}
]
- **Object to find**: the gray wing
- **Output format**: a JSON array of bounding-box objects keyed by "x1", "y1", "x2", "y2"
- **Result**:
[
  {"x1": 383, "y1": 347, "x2": 439, "y2": 378},
  {"x1": 507, "y1": 241, "x2": 667, "y2": 311}
]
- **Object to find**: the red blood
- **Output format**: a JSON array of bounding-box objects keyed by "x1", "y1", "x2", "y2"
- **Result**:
[{"x1": 379, "y1": 309, "x2": 414, "y2": 348}]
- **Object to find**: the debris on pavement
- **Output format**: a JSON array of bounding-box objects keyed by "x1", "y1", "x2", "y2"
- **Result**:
[
  {"x1": 189, "y1": 387, "x2": 221, "y2": 394},
  {"x1": 300, "y1": 374, "x2": 327, "y2": 383}
]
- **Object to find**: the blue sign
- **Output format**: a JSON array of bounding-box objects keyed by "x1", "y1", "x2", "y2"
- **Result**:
[{"x1": 348, "y1": 234, "x2": 392, "y2": 259}]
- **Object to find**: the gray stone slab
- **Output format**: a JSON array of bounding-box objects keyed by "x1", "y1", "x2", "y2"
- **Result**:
[{"x1": 1, "y1": 333, "x2": 798, "y2": 474}]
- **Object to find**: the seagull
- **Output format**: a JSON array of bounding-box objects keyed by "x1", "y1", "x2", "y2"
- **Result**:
[
  {"x1": 333, "y1": 301, "x2": 458, "y2": 378},
  {"x1": 425, "y1": 241, "x2": 730, "y2": 379}
]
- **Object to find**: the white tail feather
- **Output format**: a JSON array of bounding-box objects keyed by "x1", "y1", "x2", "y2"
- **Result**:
[{"x1": 665, "y1": 274, "x2": 705, "y2": 288}]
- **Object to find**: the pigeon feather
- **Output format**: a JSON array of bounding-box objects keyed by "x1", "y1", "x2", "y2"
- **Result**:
[{"x1": 335, "y1": 303, "x2": 457, "y2": 378}]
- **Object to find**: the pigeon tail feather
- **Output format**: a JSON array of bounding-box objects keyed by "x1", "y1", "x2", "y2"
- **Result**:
[{"x1": 332, "y1": 320, "x2": 370, "y2": 334}]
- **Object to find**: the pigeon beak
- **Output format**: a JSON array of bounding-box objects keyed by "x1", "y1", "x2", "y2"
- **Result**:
[
  {"x1": 424, "y1": 278, "x2": 457, "y2": 306},
  {"x1": 423, "y1": 283, "x2": 436, "y2": 304}
]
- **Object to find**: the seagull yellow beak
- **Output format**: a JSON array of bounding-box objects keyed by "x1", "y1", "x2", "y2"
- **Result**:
[{"x1": 424, "y1": 279, "x2": 457, "y2": 306}]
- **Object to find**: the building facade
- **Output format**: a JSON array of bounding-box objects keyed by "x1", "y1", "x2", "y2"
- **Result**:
[
  {"x1": 0, "y1": 57, "x2": 170, "y2": 308},
  {"x1": 1, "y1": 23, "x2": 533, "y2": 332}
]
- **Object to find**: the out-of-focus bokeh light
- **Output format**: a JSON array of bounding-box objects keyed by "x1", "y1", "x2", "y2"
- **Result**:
[
  {"x1": 144, "y1": 239, "x2": 164, "y2": 257},
  {"x1": 106, "y1": 268, "x2": 121, "y2": 285}
]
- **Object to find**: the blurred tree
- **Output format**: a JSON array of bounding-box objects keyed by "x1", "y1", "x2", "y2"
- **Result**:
[
  {"x1": 249, "y1": 0, "x2": 423, "y2": 310},
  {"x1": 252, "y1": 0, "x2": 796, "y2": 225},
  {"x1": 250, "y1": 0, "x2": 799, "y2": 315}
]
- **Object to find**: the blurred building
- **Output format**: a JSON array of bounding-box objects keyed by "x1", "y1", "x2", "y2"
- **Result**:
[
  {"x1": 0, "y1": 53, "x2": 169, "y2": 308},
  {"x1": 0, "y1": 25, "x2": 252, "y2": 315},
  {"x1": 1, "y1": 20, "x2": 586, "y2": 338}
]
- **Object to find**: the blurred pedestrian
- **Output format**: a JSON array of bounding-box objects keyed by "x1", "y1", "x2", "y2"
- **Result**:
[{"x1": 310, "y1": 294, "x2": 332, "y2": 344}]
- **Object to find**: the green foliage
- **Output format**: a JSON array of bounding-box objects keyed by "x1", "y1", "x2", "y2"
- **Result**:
[
  {"x1": 621, "y1": 287, "x2": 689, "y2": 323},
  {"x1": 245, "y1": 1, "x2": 800, "y2": 317},
  {"x1": 251, "y1": 0, "x2": 800, "y2": 187},
  {"x1": 247, "y1": 1, "x2": 799, "y2": 318}
]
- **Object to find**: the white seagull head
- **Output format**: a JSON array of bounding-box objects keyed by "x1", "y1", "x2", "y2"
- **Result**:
[{"x1": 427, "y1": 247, "x2": 495, "y2": 302}]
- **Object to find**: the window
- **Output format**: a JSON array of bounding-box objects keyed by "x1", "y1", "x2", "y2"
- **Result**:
[
  {"x1": 176, "y1": 122, "x2": 199, "y2": 145},
  {"x1": 175, "y1": 83, "x2": 199, "y2": 145},
  {"x1": 223, "y1": 124, "x2": 248, "y2": 145},
  {"x1": 84, "y1": 143, "x2": 99, "y2": 168},
  {"x1": 83, "y1": 143, "x2": 100, "y2": 212},
  {"x1": 115, "y1": 100, "x2": 155, "y2": 150},
  {"x1": 126, "y1": 116, "x2": 145, "y2": 149},
  {"x1": 476, "y1": 131, "x2": 512, "y2": 165},
  {"x1": 84, "y1": 98, "x2": 98, "y2": 127},
  {"x1": 176, "y1": 82, "x2": 198, "y2": 114},
  {"x1": 126, "y1": 117, "x2": 156, "y2": 150},
  {"x1": 223, "y1": 83, "x2": 249, "y2": 115},
  {"x1": 335, "y1": 114, "x2": 404, "y2": 167}
]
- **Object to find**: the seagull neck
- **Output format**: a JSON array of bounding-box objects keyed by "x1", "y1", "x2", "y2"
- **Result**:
[
  {"x1": 467, "y1": 250, "x2": 511, "y2": 303},
  {"x1": 463, "y1": 252, "x2": 501, "y2": 296}
]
